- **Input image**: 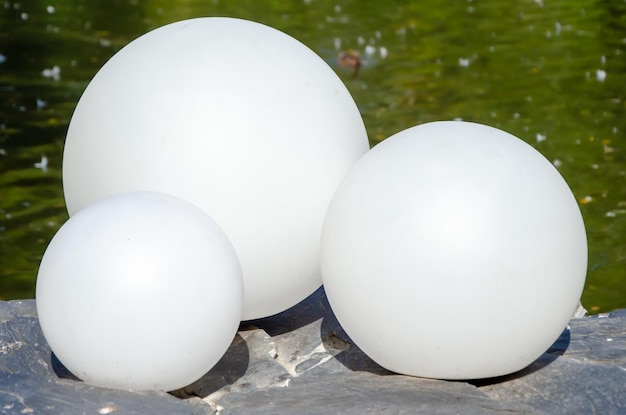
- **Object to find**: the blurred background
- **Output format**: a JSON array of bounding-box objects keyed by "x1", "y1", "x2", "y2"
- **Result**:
[{"x1": 1, "y1": 0, "x2": 624, "y2": 313}]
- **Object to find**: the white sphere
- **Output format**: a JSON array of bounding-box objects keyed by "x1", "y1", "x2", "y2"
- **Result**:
[
  {"x1": 62, "y1": 17, "x2": 369, "y2": 319},
  {"x1": 321, "y1": 121, "x2": 587, "y2": 380},
  {"x1": 36, "y1": 191, "x2": 243, "y2": 391}
]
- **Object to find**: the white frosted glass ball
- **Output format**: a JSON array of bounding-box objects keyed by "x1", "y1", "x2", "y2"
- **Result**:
[
  {"x1": 36, "y1": 191, "x2": 243, "y2": 391},
  {"x1": 321, "y1": 121, "x2": 587, "y2": 380},
  {"x1": 62, "y1": 17, "x2": 369, "y2": 320}
]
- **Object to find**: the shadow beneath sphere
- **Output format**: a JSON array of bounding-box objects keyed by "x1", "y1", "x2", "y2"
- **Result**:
[
  {"x1": 51, "y1": 337, "x2": 250, "y2": 399},
  {"x1": 468, "y1": 327, "x2": 571, "y2": 387},
  {"x1": 170, "y1": 333, "x2": 249, "y2": 399},
  {"x1": 318, "y1": 292, "x2": 394, "y2": 376},
  {"x1": 239, "y1": 285, "x2": 330, "y2": 335},
  {"x1": 51, "y1": 352, "x2": 81, "y2": 381}
]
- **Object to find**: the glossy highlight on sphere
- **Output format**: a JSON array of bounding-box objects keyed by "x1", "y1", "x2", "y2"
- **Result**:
[
  {"x1": 36, "y1": 192, "x2": 243, "y2": 391},
  {"x1": 62, "y1": 17, "x2": 369, "y2": 319},
  {"x1": 321, "y1": 121, "x2": 587, "y2": 380}
]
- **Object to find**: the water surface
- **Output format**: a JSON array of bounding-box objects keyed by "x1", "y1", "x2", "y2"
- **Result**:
[{"x1": 1, "y1": 0, "x2": 624, "y2": 313}]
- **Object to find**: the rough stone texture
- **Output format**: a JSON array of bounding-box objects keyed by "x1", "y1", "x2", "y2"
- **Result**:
[
  {"x1": 1, "y1": 288, "x2": 625, "y2": 414},
  {"x1": 0, "y1": 300, "x2": 199, "y2": 415}
]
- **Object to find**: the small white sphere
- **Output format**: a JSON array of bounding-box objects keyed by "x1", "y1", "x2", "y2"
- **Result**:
[
  {"x1": 62, "y1": 17, "x2": 369, "y2": 320},
  {"x1": 36, "y1": 192, "x2": 243, "y2": 391},
  {"x1": 321, "y1": 121, "x2": 587, "y2": 380}
]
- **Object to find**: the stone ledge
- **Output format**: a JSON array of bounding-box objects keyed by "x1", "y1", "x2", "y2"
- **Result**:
[{"x1": 1, "y1": 288, "x2": 624, "y2": 414}]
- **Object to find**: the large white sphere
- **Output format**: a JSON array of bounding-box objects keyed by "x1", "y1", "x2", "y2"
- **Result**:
[
  {"x1": 36, "y1": 191, "x2": 243, "y2": 391},
  {"x1": 62, "y1": 17, "x2": 369, "y2": 319},
  {"x1": 321, "y1": 121, "x2": 587, "y2": 380}
]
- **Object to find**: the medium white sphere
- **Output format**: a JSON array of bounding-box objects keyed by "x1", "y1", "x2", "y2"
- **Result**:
[
  {"x1": 36, "y1": 191, "x2": 243, "y2": 391},
  {"x1": 62, "y1": 17, "x2": 369, "y2": 319},
  {"x1": 321, "y1": 121, "x2": 587, "y2": 380}
]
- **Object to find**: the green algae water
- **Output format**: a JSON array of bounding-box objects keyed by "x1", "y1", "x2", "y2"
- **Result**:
[{"x1": 1, "y1": 0, "x2": 624, "y2": 313}]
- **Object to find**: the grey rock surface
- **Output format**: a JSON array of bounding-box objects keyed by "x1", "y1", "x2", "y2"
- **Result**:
[{"x1": 1, "y1": 288, "x2": 625, "y2": 414}]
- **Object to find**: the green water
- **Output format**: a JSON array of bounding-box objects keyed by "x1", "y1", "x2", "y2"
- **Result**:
[{"x1": 1, "y1": 0, "x2": 624, "y2": 313}]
